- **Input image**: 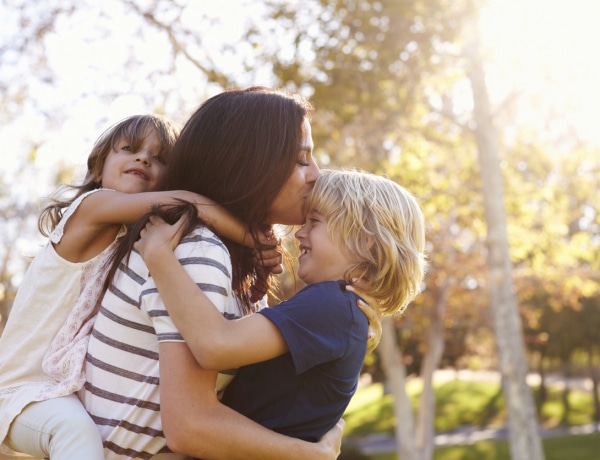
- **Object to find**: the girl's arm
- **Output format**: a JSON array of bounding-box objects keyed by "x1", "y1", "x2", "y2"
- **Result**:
[
  {"x1": 135, "y1": 215, "x2": 288, "y2": 370},
  {"x1": 78, "y1": 189, "x2": 255, "y2": 246},
  {"x1": 57, "y1": 189, "x2": 276, "y2": 264}
]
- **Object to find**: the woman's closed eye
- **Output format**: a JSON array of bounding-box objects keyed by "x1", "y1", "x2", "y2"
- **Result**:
[{"x1": 297, "y1": 150, "x2": 310, "y2": 166}]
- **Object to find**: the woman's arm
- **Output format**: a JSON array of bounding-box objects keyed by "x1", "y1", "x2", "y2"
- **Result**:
[
  {"x1": 159, "y1": 342, "x2": 343, "y2": 460},
  {"x1": 136, "y1": 215, "x2": 288, "y2": 370},
  {"x1": 346, "y1": 283, "x2": 382, "y2": 354}
]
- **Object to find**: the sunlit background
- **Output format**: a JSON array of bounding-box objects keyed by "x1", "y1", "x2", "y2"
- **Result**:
[
  {"x1": 1, "y1": 1, "x2": 600, "y2": 458},
  {"x1": 2, "y1": 0, "x2": 599, "y2": 190}
]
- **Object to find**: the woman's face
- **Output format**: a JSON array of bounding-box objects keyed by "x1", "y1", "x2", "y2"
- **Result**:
[{"x1": 267, "y1": 118, "x2": 320, "y2": 225}]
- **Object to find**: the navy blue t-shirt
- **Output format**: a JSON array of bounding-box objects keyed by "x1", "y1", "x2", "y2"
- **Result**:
[{"x1": 221, "y1": 280, "x2": 369, "y2": 442}]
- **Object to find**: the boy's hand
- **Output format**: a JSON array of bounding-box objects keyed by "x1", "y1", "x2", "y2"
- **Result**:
[
  {"x1": 135, "y1": 215, "x2": 186, "y2": 266},
  {"x1": 346, "y1": 281, "x2": 382, "y2": 355}
]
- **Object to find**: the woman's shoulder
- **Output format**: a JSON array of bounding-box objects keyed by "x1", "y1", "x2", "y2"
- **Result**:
[{"x1": 175, "y1": 226, "x2": 231, "y2": 264}]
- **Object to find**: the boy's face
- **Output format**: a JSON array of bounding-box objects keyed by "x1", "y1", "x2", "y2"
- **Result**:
[
  {"x1": 294, "y1": 210, "x2": 357, "y2": 284},
  {"x1": 99, "y1": 128, "x2": 167, "y2": 193}
]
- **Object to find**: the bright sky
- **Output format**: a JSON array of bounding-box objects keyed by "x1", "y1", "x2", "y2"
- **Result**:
[
  {"x1": 0, "y1": 0, "x2": 598, "y2": 204},
  {"x1": 479, "y1": 0, "x2": 600, "y2": 143}
]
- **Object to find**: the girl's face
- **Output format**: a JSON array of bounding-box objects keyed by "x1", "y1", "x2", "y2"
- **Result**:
[
  {"x1": 99, "y1": 128, "x2": 167, "y2": 193},
  {"x1": 267, "y1": 119, "x2": 320, "y2": 225},
  {"x1": 294, "y1": 210, "x2": 357, "y2": 284}
]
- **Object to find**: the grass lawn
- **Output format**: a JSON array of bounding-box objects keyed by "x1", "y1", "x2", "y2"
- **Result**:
[
  {"x1": 343, "y1": 380, "x2": 600, "y2": 459},
  {"x1": 344, "y1": 380, "x2": 597, "y2": 435},
  {"x1": 366, "y1": 433, "x2": 600, "y2": 460}
]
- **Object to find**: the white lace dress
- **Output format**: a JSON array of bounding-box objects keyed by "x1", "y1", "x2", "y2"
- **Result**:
[{"x1": 0, "y1": 189, "x2": 124, "y2": 443}]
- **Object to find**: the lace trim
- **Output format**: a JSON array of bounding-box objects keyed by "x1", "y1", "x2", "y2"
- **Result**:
[{"x1": 40, "y1": 253, "x2": 113, "y2": 397}]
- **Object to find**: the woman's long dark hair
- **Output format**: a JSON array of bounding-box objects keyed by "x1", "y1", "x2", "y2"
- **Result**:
[{"x1": 105, "y1": 87, "x2": 313, "y2": 313}]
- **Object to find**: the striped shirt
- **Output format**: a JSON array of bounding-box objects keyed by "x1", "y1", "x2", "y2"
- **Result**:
[{"x1": 81, "y1": 227, "x2": 241, "y2": 460}]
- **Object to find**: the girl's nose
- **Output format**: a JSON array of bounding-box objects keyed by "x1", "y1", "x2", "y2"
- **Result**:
[{"x1": 135, "y1": 151, "x2": 151, "y2": 166}]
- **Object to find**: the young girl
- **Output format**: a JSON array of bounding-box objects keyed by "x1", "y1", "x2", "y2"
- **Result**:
[
  {"x1": 0, "y1": 114, "x2": 271, "y2": 459},
  {"x1": 135, "y1": 168, "x2": 427, "y2": 442}
]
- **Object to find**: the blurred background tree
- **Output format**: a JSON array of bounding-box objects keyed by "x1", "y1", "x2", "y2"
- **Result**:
[{"x1": 1, "y1": 1, "x2": 598, "y2": 459}]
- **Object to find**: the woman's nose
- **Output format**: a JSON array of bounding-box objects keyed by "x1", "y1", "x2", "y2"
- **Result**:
[{"x1": 306, "y1": 158, "x2": 320, "y2": 183}]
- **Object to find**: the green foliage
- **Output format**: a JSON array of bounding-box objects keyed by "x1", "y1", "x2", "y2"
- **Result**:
[{"x1": 344, "y1": 381, "x2": 597, "y2": 437}]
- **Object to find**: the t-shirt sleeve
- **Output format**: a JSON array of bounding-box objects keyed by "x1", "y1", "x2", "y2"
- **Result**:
[
  {"x1": 141, "y1": 229, "x2": 235, "y2": 342},
  {"x1": 259, "y1": 283, "x2": 367, "y2": 374}
]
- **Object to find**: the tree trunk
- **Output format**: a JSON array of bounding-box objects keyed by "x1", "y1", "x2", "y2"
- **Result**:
[
  {"x1": 415, "y1": 280, "x2": 450, "y2": 460},
  {"x1": 588, "y1": 348, "x2": 600, "y2": 422},
  {"x1": 536, "y1": 351, "x2": 547, "y2": 413},
  {"x1": 464, "y1": 23, "x2": 545, "y2": 460},
  {"x1": 379, "y1": 317, "x2": 417, "y2": 460},
  {"x1": 560, "y1": 359, "x2": 571, "y2": 426}
]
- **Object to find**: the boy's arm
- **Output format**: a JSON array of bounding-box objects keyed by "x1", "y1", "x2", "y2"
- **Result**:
[
  {"x1": 159, "y1": 342, "x2": 343, "y2": 460},
  {"x1": 136, "y1": 215, "x2": 289, "y2": 370}
]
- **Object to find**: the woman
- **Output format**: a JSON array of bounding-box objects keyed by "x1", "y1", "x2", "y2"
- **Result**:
[{"x1": 81, "y1": 87, "x2": 366, "y2": 459}]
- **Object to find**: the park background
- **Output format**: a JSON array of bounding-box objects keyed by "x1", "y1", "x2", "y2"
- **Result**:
[{"x1": 0, "y1": 1, "x2": 599, "y2": 459}]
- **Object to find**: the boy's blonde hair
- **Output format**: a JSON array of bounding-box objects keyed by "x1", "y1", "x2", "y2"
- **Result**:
[{"x1": 304, "y1": 169, "x2": 426, "y2": 316}]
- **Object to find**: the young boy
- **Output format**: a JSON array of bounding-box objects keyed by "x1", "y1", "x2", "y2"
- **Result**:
[{"x1": 135, "y1": 168, "x2": 426, "y2": 442}]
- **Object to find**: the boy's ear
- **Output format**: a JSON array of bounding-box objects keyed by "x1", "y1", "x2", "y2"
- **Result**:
[{"x1": 366, "y1": 235, "x2": 375, "y2": 250}]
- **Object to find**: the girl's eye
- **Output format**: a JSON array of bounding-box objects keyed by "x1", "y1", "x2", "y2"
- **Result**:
[
  {"x1": 153, "y1": 155, "x2": 167, "y2": 165},
  {"x1": 122, "y1": 145, "x2": 132, "y2": 151}
]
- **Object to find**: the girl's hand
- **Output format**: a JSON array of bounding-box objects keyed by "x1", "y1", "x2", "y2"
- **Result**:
[
  {"x1": 248, "y1": 231, "x2": 283, "y2": 303},
  {"x1": 253, "y1": 231, "x2": 283, "y2": 275},
  {"x1": 346, "y1": 281, "x2": 382, "y2": 355},
  {"x1": 134, "y1": 215, "x2": 186, "y2": 265}
]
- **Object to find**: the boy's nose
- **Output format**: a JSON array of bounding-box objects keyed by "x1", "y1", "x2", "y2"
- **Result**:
[{"x1": 294, "y1": 226, "x2": 306, "y2": 240}]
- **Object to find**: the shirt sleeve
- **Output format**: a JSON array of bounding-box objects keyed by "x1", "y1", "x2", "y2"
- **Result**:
[
  {"x1": 141, "y1": 228, "x2": 235, "y2": 342},
  {"x1": 259, "y1": 282, "x2": 368, "y2": 374}
]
